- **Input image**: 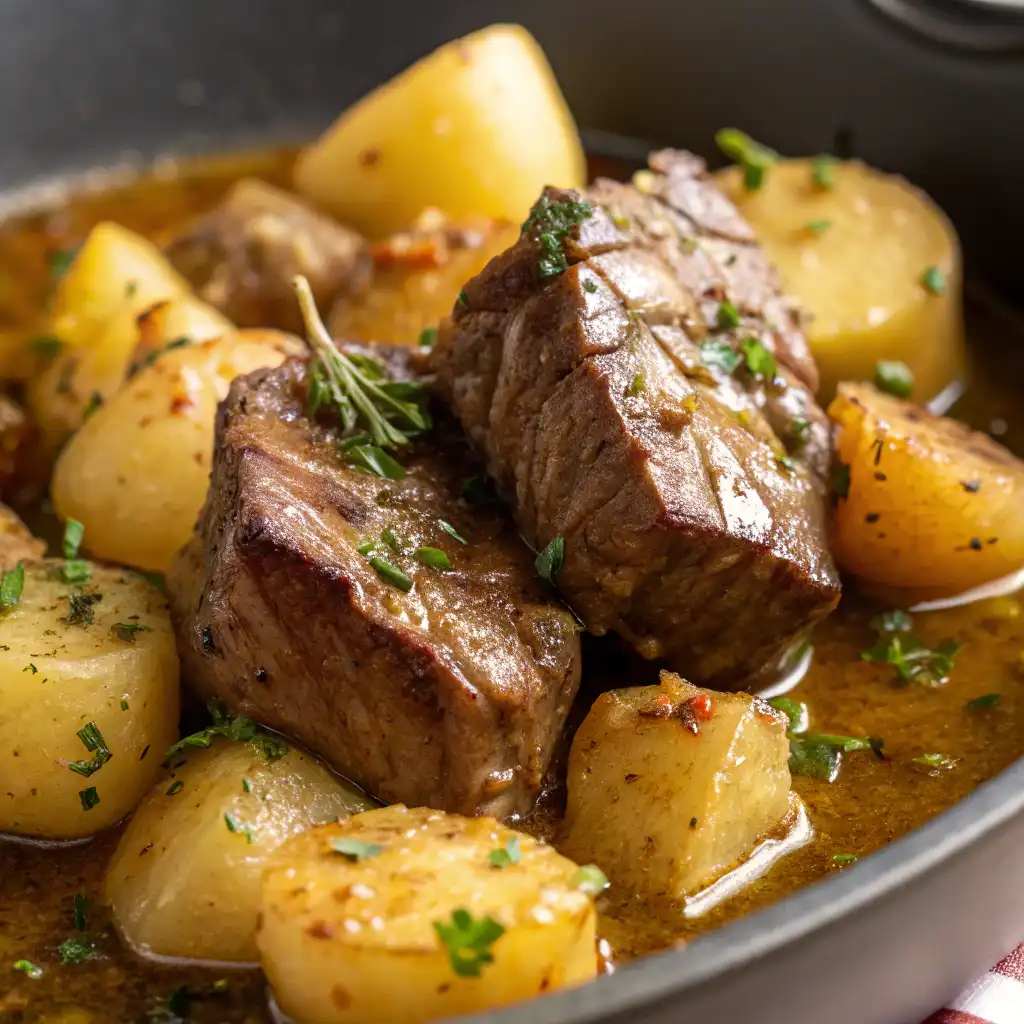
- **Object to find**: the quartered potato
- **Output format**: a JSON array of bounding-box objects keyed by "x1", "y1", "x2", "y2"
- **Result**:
[
  {"x1": 560, "y1": 672, "x2": 792, "y2": 900},
  {"x1": 26, "y1": 222, "x2": 209, "y2": 448},
  {"x1": 717, "y1": 158, "x2": 964, "y2": 401},
  {"x1": 0, "y1": 561, "x2": 179, "y2": 838},
  {"x1": 294, "y1": 24, "x2": 585, "y2": 237},
  {"x1": 105, "y1": 739, "x2": 370, "y2": 963},
  {"x1": 51, "y1": 329, "x2": 303, "y2": 572},
  {"x1": 258, "y1": 805, "x2": 597, "y2": 1024},
  {"x1": 829, "y1": 382, "x2": 1024, "y2": 598}
]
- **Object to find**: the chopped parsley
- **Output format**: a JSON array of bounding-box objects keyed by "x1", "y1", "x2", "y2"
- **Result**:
[
  {"x1": 521, "y1": 193, "x2": 593, "y2": 278},
  {"x1": 368, "y1": 556, "x2": 413, "y2": 592},
  {"x1": 770, "y1": 696, "x2": 882, "y2": 782},
  {"x1": 128, "y1": 336, "x2": 190, "y2": 377},
  {"x1": 166, "y1": 780, "x2": 184, "y2": 796},
  {"x1": 64, "y1": 591, "x2": 101, "y2": 626},
  {"x1": 535, "y1": 536, "x2": 565, "y2": 584},
  {"x1": 50, "y1": 247, "x2": 77, "y2": 279},
  {"x1": 966, "y1": 693, "x2": 1002, "y2": 711},
  {"x1": 111, "y1": 622, "x2": 151, "y2": 642},
  {"x1": 457, "y1": 290, "x2": 469, "y2": 308},
  {"x1": 418, "y1": 326, "x2": 437, "y2": 348},
  {"x1": 72, "y1": 894, "x2": 88, "y2": 931},
  {"x1": 414, "y1": 547, "x2": 452, "y2": 570},
  {"x1": 241, "y1": 777, "x2": 252, "y2": 793},
  {"x1": 62, "y1": 560, "x2": 91, "y2": 585},
  {"x1": 739, "y1": 337, "x2": 777, "y2": 380},
  {"x1": 295, "y1": 275, "x2": 430, "y2": 452},
  {"x1": 832, "y1": 853, "x2": 858, "y2": 865},
  {"x1": 570, "y1": 864, "x2": 610, "y2": 896},
  {"x1": 67, "y1": 722, "x2": 111, "y2": 778},
  {"x1": 626, "y1": 372, "x2": 646, "y2": 397},
  {"x1": 223, "y1": 813, "x2": 253, "y2": 844},
  {"x1": 438, "y1": 520, "x2": 467, "y2": 545},
  {"x1": 58, "y1": 937, "x2": 101, "y2": 965},
  {"x1": 433, "y1": 909, "x2": 505, "y2": 978},
  {"x1": 767, "y1": 696, "x2": 809, "y2": 734},
  {"x1": 805, "y1": 219, "x2": 833, "y2": 235},
  {"x1": 912, "y1": 752, "x2": 957, "y2": 771},
  {"x1": 715, "y1": 128, "x2": 779, "y2": 191},
  {"x1": 488, "y1": 837, "x2": 522, "y2": 869},
  {"x1": 13, "y1": 959, "x2": 42, "y2": 980},
  {"x1": 79, "y1": 786, "x2": 100, "y2": 811},
  {"x1": 30, "y1": 335, "x2": 62, "y2": 358},
  {"x1": 699, "y1": 338, "x2": 742, "y2": 375},
  {"x1": 82, "y1": 391, "x2": 103, "y2": 419},
  {"x1": 874, "y1": 360, "x2": 914, "y2": 399},
  {"x1": 62, "y1": 522, "x2": 84, "y2": 560},
  {"x1": 716, "y1": 300, "x2": 741, "y2": 330},
  {"x1": 331, "y1": 837, "x2": 384, "y2": 862},
  {"x1": 811, "y1": 155, "x2": 837, "y2": 190},
  {"x1": 120, "y1": 697, "x2": 129, "y2": 711},
  {"x1": 344, "y1": 441, "x2": 407, "y2": 480},
  {"x1": 582, "y1": 278, "x2": 598, "y2": 294},
  {"x1": 777, "y1": 455, "x2": 797, "y2": 473},
  {"x1": 23, "y1": 663, "x2": 36, "y2": 674},
  {"x1": 164, "y1": 700, "x2": 288, "y2": 764},
  {"x1": 921, "y1": 266, "x2": 947, "y2": 295},
  {"x1": 0, "y1": 561, "x2": 25, "y2": 610},
  {"x1": 832, "y1": 462, "x2": 851, "y2": 499},
  {"x1": 861, "y1": 610, "x2": 960, "y2": 687}
]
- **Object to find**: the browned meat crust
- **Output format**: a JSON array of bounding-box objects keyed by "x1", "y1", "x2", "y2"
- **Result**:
[
  {"x1": 168, "y1": 359, "x2": 581, "y2": 817},
  {"x1": 432, "y1": 150, "x2": 840, "y2": 686}
]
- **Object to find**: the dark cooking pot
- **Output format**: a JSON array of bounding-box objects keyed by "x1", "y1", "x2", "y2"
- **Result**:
[{"x1": 5, "y1": 2, "x2": 1024, "y2": 1021}]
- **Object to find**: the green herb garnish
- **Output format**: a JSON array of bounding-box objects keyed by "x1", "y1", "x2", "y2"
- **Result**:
[
  {"x1": 223, "y1": 813, "x2": 253, "y2": 843},
  {"x1": 912, "y1": 752, "x2": 957, "y2": 771},
  {"x1": 72, "y1": 894, "x2": 88, "y2": 931},
  {"x1": 861, "y1": 612, "x2": 960, "y2": 687},
  {"x1": 332, "y1": 837, "x2": 384, "y2": 862},
  {"x1": 50, "y1": 248, "x2": 77, "y2": 280},
  {"x1": 966, "y1": 693, "x2": 1002, "y2": 710},
  {"x1": 716, "y1": 300, "x2": 741, "y2": 330},
  {"x1": 739, "y1": 337, "x2": 777, "y2": 380},
  {"x1": 626, "y1": 372, "x2": 646, "y2": 397},
  {"x1": 13, "y1": 959, "x2": 42, "y2": 979},
  {"x1": 64, "y1": 591, "x2": 101, "y2": 626},
  {"x1": 111, "y1": 622, "x2": 151, "y2": 643},
  {"x1": 433, "y1": 909, "x2": 506, "y2": 978},
  {"x1": 438, "y1": 520, "x2": 467, "y2": 545},
  {"x1": 488, "y1": 837, "x2": 522, "y2": 869},
  {"x1": 418, "y1": 326, "x2": 438, "y2": 348},
  {"x1": 570, "y1": 864, "x2": 611, "y2": 896},
  {"x1": 535, "y1": 536, "x2": 565, "y2": 584},
  {"x1": 805, "y1": 219, "x2": 833, "y2": 235},
  {"x1": 63, "y1": 517, "x2": 86, "y2": 560},
  {"x1": 0, "y1": 561, "x2": 24, "y2": 610},
  {"x1": 79, "y1": 786, "x2": 100, "y2": 811},
  {"x1": 166, "y1": 780, "x2": 184, "y2": 796},
  {"x1": 522, "y1": 193, "x2": 593, "y2": 278},
  {"x1": 777, "y1": 455, "x2": 797, "y2": 473},
  {"x1": 874, "y1": 360, "x2": 914, "y2": 399},
  {"x1": 700, "y1": 338, "x2": 742, "y2": 375},
  {"x1": 715, "y1": 128, "x2": 779, "y2": 191},
  {"x1": 295, "y1": 275, "x2": 430, "y2": 451},
  {"x1": 788, "y1": 733, "x2": 884, "y2": 782},
  {"x1": 67, "y1": 722, "x2": 111, "y2": 778},
  {"x1": 921, "y1": 266, "x2": 946, "y2": 295},
  {"x1": 767, "y1": 696, "x2": 809, "y2": 734},
  {"x1": 164, "y1": 700, "x2": 288, "y2": 764},
  {"x1": 811, "y1": 155, "x2": 837, "y2": 190},
  {"x1": 368, "y1": 556, "x2": 414, "y2": 593},
  {"x1": 128, "y1": 336, "x2": 190, "y2": 377},
  {"x1": 30, "y1": 335, "x2": 62, "y2": 358},
  {"x1": 344, "y1": 442, "x2": 407, "y2": 480},
  {"x1": 832, "y1": 853, "x2": 858, "y2": 865},
  {"x1": 62, "y1": 560, "x2": 91, "y2": 585},
  {"x1": 58, "y1": 937, "x2": 101, "y2": 965},
  {"x1": 832, "y1": 463, "x2": 851, "y2": 499},
  {"x1": 414, "y1": 547, "x2": 452, "y2": 570},
  {"x1": 82, "y1": 391, "x2": 103, "y2": 419}
]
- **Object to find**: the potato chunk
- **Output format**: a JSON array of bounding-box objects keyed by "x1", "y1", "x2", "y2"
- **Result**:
[
  {"x1": 560, "y1": 672, "x2": 791, "y2": 900},
  {"x1": 829, "y1": 382, "x2": 1024, "y2": 598},
  {"x1": 0, "y1": 561, "x2": 179, "y2": 838},
  {"x1": 294, "y1": 24, "x2": 585, "y2": 237},
  {"x1": 258, "y1": 806, "x2": 597, "y2": 1023},
  {"x1": 0, "y1": 502, "x2": 44, "y2": 569},
  {"x1": 26, "y1": 223, "x2": 227, "y2": 448},
  {"x1": 717, "y1": 158, "x2": 964, "y2": 401},
  {"x1": 51, "y1": 329, "x2": 303, "y2": 572},
  {"x1": 105, "y1": 740, "x2": 369, "y2": 962}
]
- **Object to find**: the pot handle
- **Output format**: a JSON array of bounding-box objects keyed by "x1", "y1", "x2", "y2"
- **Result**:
[{"x1": 866, "y1": 0, "x2": 1024, "y2": 51}]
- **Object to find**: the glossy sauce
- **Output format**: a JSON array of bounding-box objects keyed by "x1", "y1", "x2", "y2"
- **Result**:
[{"x1": 1, "y1": 150, "x2": 1022, "y2": 1022}]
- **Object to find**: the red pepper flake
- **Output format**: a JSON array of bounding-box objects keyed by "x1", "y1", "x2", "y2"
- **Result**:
[{"x1": 688, "y1": 693, "x2": 714, "y2": 722}]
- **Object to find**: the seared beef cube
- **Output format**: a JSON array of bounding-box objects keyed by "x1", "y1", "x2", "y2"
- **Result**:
[
  {"x1": 165, "y1": 179, "x2": 371, "y2": 334},
  {"x1": 168, "y1": 359, "x2": 581, "y2": 817},
  {"x1": 432, "y1": 150, "x2": 840, "y2": 686}
]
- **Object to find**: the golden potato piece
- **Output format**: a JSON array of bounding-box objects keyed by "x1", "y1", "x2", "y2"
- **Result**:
[
  {"x1": 51, "y1": 329, "x2": 303, "y2": 573},
  {"x1": 258, "y1": 805, "x2": 597, "y2": 1023},
  {"x1": 106, "y1": 739, "x2": 371, "y2": 962},
  {"x1": 294, "y1": 24, "x2": 585, "y2": 237},
  {"x1": 717, "y1": 159, "x2": 964, "y2": 402},
  {"x1": 0, "y1": 561, "x2": 179, "y2": 838},
  {"x1": 0, "y1": 501, "x2": 44, "y2": 569},
  {"x1": 561, "y1": 671, "x2": 791, "y2": 901},
  {"x1": 829, "y1": 382, "x2": 1024, "y2": 598},
  {"x1": 330, "y1": 215, "x2": 520, "y2": 345}
]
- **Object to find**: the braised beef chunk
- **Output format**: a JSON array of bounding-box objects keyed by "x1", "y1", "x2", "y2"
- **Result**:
[
  {"x1": 432, "y1": 149, "x2": 840, "y2": 686},
  {"x1": 164, "y1": 179, "x2": 371, "y2": 334},
  {"x1": 168, "y1": 358, "x2": 581, "y2": 817}
]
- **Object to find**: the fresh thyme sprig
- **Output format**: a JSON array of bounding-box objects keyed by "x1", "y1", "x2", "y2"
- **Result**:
[{"x1": 292, "y1": 275, "x2": 430, "y2": 449}]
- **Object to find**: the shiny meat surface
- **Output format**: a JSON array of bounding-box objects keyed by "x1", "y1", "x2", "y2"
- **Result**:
[
  {"x1": 168, "y1": 358, "x2": 582, "y2": 817},
  {"x1": 433, "y1": 150, "x2": 840, "y2": 685},
  {"x1": 164, "y1": 178, "x2": 371, "y2": 334}
]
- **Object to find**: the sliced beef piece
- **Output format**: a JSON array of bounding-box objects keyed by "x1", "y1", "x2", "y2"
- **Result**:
[
  {"x1": 432, "y1": 149, "x2": 840, "y2": 687},
  {"x1": 168, "y1": 358, "x2": 581, "y2": 817},
  {"x1": 164, "y1": 179, "x2": 371, "y2": 334}
]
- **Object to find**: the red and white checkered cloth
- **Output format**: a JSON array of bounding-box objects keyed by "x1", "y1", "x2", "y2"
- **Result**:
[{"x1": 924, "y1": 944, "x2": 1024, "y2": 1024}]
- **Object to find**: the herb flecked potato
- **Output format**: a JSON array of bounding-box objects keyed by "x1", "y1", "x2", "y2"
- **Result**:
[
  {"x1": 27, "y1": 222, "x2": 232, "y2": 448},
  {"x1": 560, "y1": 672, "x2": 792, "y2": 901},
  {"x1": 293, "y1": 24, "x2": 586, "y2": 237},
  {"x1": 105, "y1": 738, "x2": 371, "y2": 963},
  {"x1": 0, "y1": 560, "x2": 178, "y2": 838},
  {"x1": 257, "y1": 805, "x2": 599, "y2": 1024},
  {"x1": 829, "y1": 382, "x2": 1024, "y2": 598},
  {"x1": 50, "y1": 328, "x2": 304, "y2": 573},
  {"x1": 716, "y1": 157, "x2": 964, "y2": 401}
]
